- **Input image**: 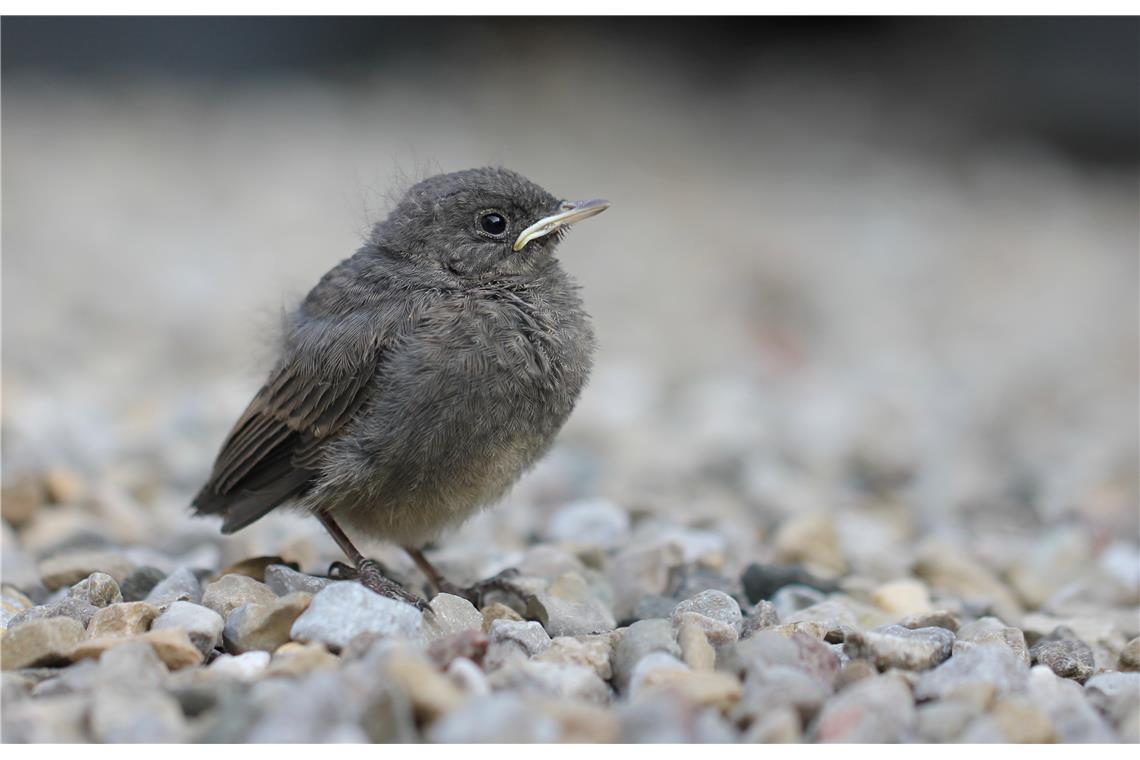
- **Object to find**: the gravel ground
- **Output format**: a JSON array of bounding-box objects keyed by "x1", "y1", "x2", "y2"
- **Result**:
[{"x1": 2, "y1": 54, "x2": 1138, "y2": 743}]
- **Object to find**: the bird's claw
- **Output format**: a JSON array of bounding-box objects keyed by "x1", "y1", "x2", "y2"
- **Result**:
[
  {"x1": 328, "y1": 559, "x2": 431, "y2": 611},
  {"x1": 440, "y1": 567, "x2": 530, "y2": 608}
]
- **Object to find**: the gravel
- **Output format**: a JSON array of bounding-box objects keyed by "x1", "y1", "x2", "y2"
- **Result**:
[{"x1": 1, "y1": 57, "x2": 1136, "y2": 743}]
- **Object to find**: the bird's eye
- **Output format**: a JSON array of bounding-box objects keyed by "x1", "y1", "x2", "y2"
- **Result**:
[{"x1": 478, "y1": 211, "x2": 508, "y2": 237}]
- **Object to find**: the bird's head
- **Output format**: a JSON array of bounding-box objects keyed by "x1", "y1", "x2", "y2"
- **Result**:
[{"x1": 373, "y1": 167, "x2": 609, "y2": 281}]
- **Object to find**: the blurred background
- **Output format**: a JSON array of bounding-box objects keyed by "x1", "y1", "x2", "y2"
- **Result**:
[{"x1": 2, "y1": 18, "x2": 1137, "y2": 613}]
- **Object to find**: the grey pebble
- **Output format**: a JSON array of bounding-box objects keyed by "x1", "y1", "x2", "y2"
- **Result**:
[
  {"x1": 145, "y1": 567, "x2": 202, "y2": 607},
  {"x1": 845, "y1": 624, "x2": 955, "y2": 671},
  {"x1": 672, "y1": 589, "x2": 743, "y2": 635},
  {"x1": 200, "y1": 574, "x2": 276, "y2": 619},
  {"x1": 1031, "y1": 636, "x2": 1095, "y2": 682},
  {"x1": 740, "y1": 600, "x2": 780, "y2": 639},
  {"x1": 813, "y1": 673, "x2": 916, "y2": 742},
  {"x1": 613, "y1": 618, "x2": 681, "y2": 691},
  {"x1": 733, "y1": 663, "x2": 830, "y2": 724},
  {"x1": 915, "y1": 642, "x2": 1029, "y2": 701},
  {"x1": 487, "y1": 658, "x2": 610, "y2": 703},
  {"x1": 119, "y1": 566, "x2": 167, "y2": 602},
  {"x1": 289, "y1": 582, "x2": 423, "y2": 652},
  {"x1": 526, "y1": 572, "x2": 616, "y2": 637},
  {"x1": 264, "y1": 564, "x2": 333, "y2": 596},
  {"x1": 485, "y1": 619, "x2": 551, "y2": 670},
  {"x1": 152, "y1": 600, "x2": 224, "y2": 655}
]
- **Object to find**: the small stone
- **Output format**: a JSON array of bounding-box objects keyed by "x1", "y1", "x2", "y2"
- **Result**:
[
  {"x1": 546, "y1": 498, "x2": 631, "y2": 548},
  {"x1": 835, "y1": 659, "x2": 878, "y2": 691},
  {"x1": 90, "y1": 685, "x2": 187, "y2": 742},
  {"x1": 223, "y1": 592, "x2": 311, "y2": 654},
  {"x1": 1, "y1": 585, "x2": 34, "y2": 629},
  {"x1": 956, "y1": 616, "x2": 1031, "y2": 665},
  {"x1": 534, "y1": 633, "x2": 615, "y2": 680},
  {"x1": 627, "y1": 650, "x2": 688, "y2": 697},
  {"x1": 678, "y1": 615, "x2": 716, "y2": 670},
  {"x1": 152, "y1": 601, "x2": 224, "y2": 655},
  {"x1": 631, "y1": 593, "x2": 678, "y2": 621},
  {"x1": 613, "y1": 618, "x2": 681, "y2": 691},
  {"x1": 916, "y1": 698, "x2": 982, "y2": 742},
  {"x1": 383, "y1": 651, "x2": 466, "y2": 720},
  {"x1": 740, "y1": 600, "x2": 780, "y2": 639},
  {"x1": 767, "y1": 621, "x2": 830, "y2": 640},
  {"x1": 95, "y1": 639, "x2": 168, "y2": 691},
  {"x1": 1031, "y1": 636, "x2": 1095, "y2": 682},
  {"x1": 534, "y1": 699, "x2": 622, "y2": 742},
  {"x1": 39, "y1": 551, "x2": 135, "y2": 590},
  {"x1": 427, "y1": 628, "x2": 488, "y2": 668},
  {"x1": 43, "y1": 467, "x2": 86, "y2": 504},
  {"x1": 671, "y1": 589, "x2": 743, "y2": 642},
  {"x1": 634, "y1": 666, "x2": 742, "y2": 710},
  {"x1": 526, "y1": 571, "x2": 616, "y2": 636},
  {"x1": 961, "y1": 696, "x2": 1058, "y2": 742},
  {"x1": 1, "y1": 617, "x2": 85, "y2": 669},
  {"x1": 1030, "y1": 666, "x2": 1118, "y2": 742},
  {"x1": 72, "y1": 628, "x2": 204, "y2": 670},
  {"x1": 488, "y1": 658, "x2": 610, "y2": 703},
  {"x1": 784, "y1": 599, "x2": 858, "y2": 637},
  {"x1": 67, "y1": 572, "x2": 122, "y2": 608},
  {"x1": 485, "y1": 618, "x2": 551, "y2": 670},
  {"x1": 898, "y1": 609, "x2": 960, "y2": 632},
  {"x1": 871, "y1": 578, "x2": 932, "y2": 616},
  {"x1": 201, "y1": 574, "x2": 276, "y2": 619},
  {"x1": 1121, "y1": 636, "x2": 1140, "y2": 671},
  {"x1": 734, "y1": 664, "x2": 830, "y2": 724},
  {"x1": 266, "y1": 641, "x2": 338, "y2": 677},
  {"x1": 86, "y1": 602, "x2": 160, "y2": 638},
  {"x1": 264, "y1": 564, "x2": 333, "y2": 596},
  {"x1": 1084, "y1": 671, "x2": 1140, "y2": 728},
  {"x1": 915, "y1": 643, "x2": 1029, "y2": 701},
  {"x1": 771, "y1": 584, "x2": 828, "y2": 620},
  {"x1": 773, "y1": 513, "x2": 846, "y2": 577},
  {"x1": 216, "y1": 556, "x2": 292, "y2": 582},
  {"x1": 845, "y1": 625, "x2": 955, "y2": 671},
  {"x1": 145, "y1": 567, "x2": 202, "y2": 607},
  {"x1": 8, "y1": 596, "x2": 102, "y2": 629},
  {"x1": 1, "y1": 692, "x2": 89, "y2": 742},
  {"x1": 618, "y1": 691, "x2": 737, "y2": 742},
  {"x1": 446, "y1": 656, "x2": 491, "y2": 696},
  {"x1": 429, "y1": 693, "x2": 560, "y2": 743},
  {"x1": 422, "y1": 593, "x2": 482, "y2": 641},
  {"x1": 741, "y1": 563, "x2": 839, "y2": 605},
  {"x1": 209, "y1": 650, "x2": 271, "y2": 681},
  {"x1": 290, "y1": 582, "x2": 422, "y2": 652},
  {"x1": 119, "y1": 566, "x2": 167, "y2": 602},
  {"x1": 729, "y1": 630, "x2": 840, "y2": 687},
  {"x1": 607, "y1": 541, "x2": 684, "y2": 621},
  {"x1": 481, "y1": 601, "x2": 523, "y2": 631},
  {"x1": 813, "y1": 673, "x2": 915, "y2": 742},
  {"x1": 743, "y1": 705, "x2": 802, "y2": 742}
]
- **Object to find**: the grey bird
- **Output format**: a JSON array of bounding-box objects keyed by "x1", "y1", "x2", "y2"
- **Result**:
[{"x1": 192, "y1": 167, "x2": 608, "y2": 608}]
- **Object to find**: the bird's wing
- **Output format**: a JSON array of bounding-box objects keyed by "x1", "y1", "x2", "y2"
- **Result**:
[{"x1": 192, "y1": 318, "x2": 384, "y2": 534}]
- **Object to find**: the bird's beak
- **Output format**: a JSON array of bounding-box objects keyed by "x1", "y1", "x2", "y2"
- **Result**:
[{"x1": 513, "y1": 198, "x2": 611, "y2": 251}]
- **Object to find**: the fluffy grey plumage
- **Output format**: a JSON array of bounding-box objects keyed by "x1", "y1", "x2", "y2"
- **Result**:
[{"x1": 193, "y1": 167, "x2": 603, "y2": 558}]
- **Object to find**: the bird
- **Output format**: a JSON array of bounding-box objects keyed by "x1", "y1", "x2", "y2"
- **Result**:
[{"x1": 192, "y1": 167, "x2": 609, "y2": 609}]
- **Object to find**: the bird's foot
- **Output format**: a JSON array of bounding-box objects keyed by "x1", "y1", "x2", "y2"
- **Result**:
[
  {"x1": 328, "y1": 559, "x2": 432, "y2": 612},
  {"x1": 439, "y1": 568, "x2": 533, "y2": 609}
]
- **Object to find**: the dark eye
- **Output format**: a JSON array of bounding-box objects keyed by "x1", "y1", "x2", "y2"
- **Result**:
[{"x1": 478, "y1": 211, "x2": 507, "y2": 237}]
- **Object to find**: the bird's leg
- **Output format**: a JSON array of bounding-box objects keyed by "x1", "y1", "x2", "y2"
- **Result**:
[
  {"x1": 317, "y1": 513, "x2": 431, "y2": 611},
  {"x1": 404, "y1": 545, "x2": 532, "y2": 609}
]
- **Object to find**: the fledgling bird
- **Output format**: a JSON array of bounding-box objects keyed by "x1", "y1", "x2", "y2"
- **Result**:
[{"x1": 192, "y1": 167, "x2": 608, "y2": 608}]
